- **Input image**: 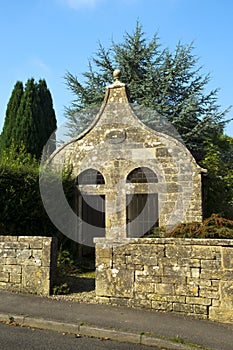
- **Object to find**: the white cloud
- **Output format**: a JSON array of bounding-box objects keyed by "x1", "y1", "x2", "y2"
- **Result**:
[{"x1": 64, "y1": 0, "x2": 104, "y2": 10}]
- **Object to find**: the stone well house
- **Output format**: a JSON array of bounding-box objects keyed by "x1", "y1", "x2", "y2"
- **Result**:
[{"x1": 49, "y1": 71, "x2": 204, "y2": 246}]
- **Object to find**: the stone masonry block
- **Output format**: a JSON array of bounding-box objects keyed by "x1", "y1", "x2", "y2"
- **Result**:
[
  {"x1": 155, "y1": 283, "x2": 174, "y2": 295},
  {"x1": 173, "y1": 302, "x2": 194, "y2": 314},
  {"x1": 130, "y1": 298, "x2": 152, "y2": 309},
  {"x1": 0, "y1": 242, "x2": 29, "y2": 250},
  {"x1": 96, "y1": 247, "x2": 112, "y2": 259},
  {"x1": 201, "y1": 259, "x2": 222, "y2": 270},
  {"x1": 193, "y1": 304, "x2": 208, "y2": 315},
  {"x1": 0, "y1": 272, "x2": 9, "y2": 282},
  {"x1": 222, "y1": 247, "x2": 233, "y2": 270},
  {"x1": 186, "y1": 297, "x2": 212, "y2": 306},
  {"x1": 0, "y1": 249, "x2": 16, "y2": 258},
  {"x1": 5, "y1": 257, "x2": 18, "y2": 265},
  {"x1": 10, "y1": 273, "x2": 21, "y2": 284},
  {"x1": 166, "y1": 245, "x2": 192, "y2": 260},
  {"x1": 16, "y1": 249, "x2": 31, "y2": 260},
  {"x1": 192, "y1": 246, "x2": 221, "y2": 260},
  {"x1": 113, "y1": 270, "x2": 134, "y2": 298},
  {"x1": 220, "y1": 281, "x2": 233, "y2": 308},
  {"x1": 151, "y1": 300, "x2": 173, "y2": 311},
  {"x1": 95, "y1": 269, "x2": 115, "y2": 297},
  {"x1": 191, "y1": 268, "x2": 200, "y2": 278},
  {"x1": 28, "y1": 237, "x2": 44, "y2": 249},
  {"x1": 175, "y1": 280, "x2": 199, "y2": 297},
  {"x1": 3, "y1": 265, "x2": 22, "y2": 274},
  {"x1": 42, "y1": 242, "x2": 52, "y2": 267},
  {"x1": 134, "y1": 282, "x2": 153, "y2": 293},
  {"x1": 199, "y1": 290, "x2": 220, "y2": 300},
  {"x1": 209, "y1": 307, "x2": 233, "y2": 323},
  {"x1": 0, "y1": 236, "x2": 18, "y2": 242},
  {"x1": 22, "y1": 266, "x2": 50, "y2": 295}
]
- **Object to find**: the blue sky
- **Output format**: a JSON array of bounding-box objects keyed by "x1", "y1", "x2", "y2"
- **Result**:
[{"x1": 0, "y1": 0, "x2": 232, "y2": 136}]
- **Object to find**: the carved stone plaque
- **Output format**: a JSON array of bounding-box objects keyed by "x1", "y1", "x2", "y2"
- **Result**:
[{"x1": 105, "y1": 129, "x2": 126, "y2": 144}]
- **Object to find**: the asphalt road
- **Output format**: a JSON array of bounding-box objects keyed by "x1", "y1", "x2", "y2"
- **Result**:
[{"x1": 0, "y1": 323, "x2": 161, "y2": 350}]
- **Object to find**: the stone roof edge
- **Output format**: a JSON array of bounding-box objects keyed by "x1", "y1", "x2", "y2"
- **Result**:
[
  {"x1": 47, "y1": 82, "x2": 207, "y2": 174},
  {"x1": 118, "y1": 101, "x2": 207, "y2": 174},
  {"x1": 46, "y1": 92, "x2": 110, "y2": 164}
]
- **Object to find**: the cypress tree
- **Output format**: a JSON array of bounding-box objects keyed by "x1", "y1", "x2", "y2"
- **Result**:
[
  {"x1": 0, "y1": 81, "x2": 24, "y2": 150},
  {"x1": 37, "y1": 79, "x2": 57, "y2": 155},
  {"x1": 0, "y1": 78, "x2": 57, "y2": 160},
  {"x1": 15, "y1": 78, "x2": 41, "y2": 159}
]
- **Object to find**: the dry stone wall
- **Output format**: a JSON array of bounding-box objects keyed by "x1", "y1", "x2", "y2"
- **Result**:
[
  {"x1": 0, "y1": 236, "x2": 57, "y2": 295},
  {"x1": 95, "y1": 238, "x2": 233, "y2": 324}
]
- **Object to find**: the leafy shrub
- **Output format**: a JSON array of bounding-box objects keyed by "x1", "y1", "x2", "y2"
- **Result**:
[
  {"x1": 167, "y1": 214, "x2": 233, "y2": 239},
  {"x1": 144, "y1": 214, "x2": 233, "y2": 239},
  {"x1": 0, "y1": 142, "x2": 74, "y2": 237}
]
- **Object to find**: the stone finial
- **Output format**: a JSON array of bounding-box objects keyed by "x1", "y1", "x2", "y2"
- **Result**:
[
  {"x1": 107, "y1": 69, "x2": 125, "y2": 89},
  {"x1": 113, "y1": 69, "x2": 121, "y2": 81}
]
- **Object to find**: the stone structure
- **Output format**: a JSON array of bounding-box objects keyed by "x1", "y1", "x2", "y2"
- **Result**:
[
  {"x1": 49, "y1": 70, "x2": 205, "y2": 245},
  {"x1": 95, "y1": 238, "x2": 233, "y2": 324},
  {"x1": 0, "y1": 236, "x2": 57, "y2": 295},
  {"x1": 41, "y1": 71, "x2": 233, "y2": 324}
]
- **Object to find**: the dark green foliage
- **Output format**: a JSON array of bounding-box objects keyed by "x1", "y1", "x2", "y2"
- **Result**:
[
  {"x1": 0, "y1": 143, "x2": 73, "y2": 237},
  {"x1": 0, "y1": 144, "x2": 53, "y2": 235},
  {"x1": 201, "y1": 136, "x2": 233, "y2": 218},
  {"x1": 37, "y1": 79, "x2": 57, "y2": 156},
  {"x1": 0, "y1": 78, "x2": 57, "y2": 160},
  {"x1": 0, "y1": 81, "x2": 24, "y2": 150}
]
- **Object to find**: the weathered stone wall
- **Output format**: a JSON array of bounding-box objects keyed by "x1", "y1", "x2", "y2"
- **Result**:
[
  {"x1": 0, "y1": 236, "x2": 57, "y2": 296},
  {"x1": 95, "y1": 238, "x2": 233, "y2": 324}
]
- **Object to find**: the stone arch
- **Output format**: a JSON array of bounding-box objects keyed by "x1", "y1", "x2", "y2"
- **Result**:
[
  {"x1": 76, "y1": 168, "x2": 105, "y2": 185},
  {"x1": 127, "y1": 166, "x2": 158, "y2": 183}
]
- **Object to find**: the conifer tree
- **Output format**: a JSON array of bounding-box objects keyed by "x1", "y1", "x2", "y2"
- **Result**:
[
  {"x1": 0, "y1": 78, "x2": 57, "y2": 159},
  {"x1": 0, "y1": 81, "x2": 24, "y2": 149},
  {"x1": 37, "y1": 79, "x2": 57, "y2": 155}
]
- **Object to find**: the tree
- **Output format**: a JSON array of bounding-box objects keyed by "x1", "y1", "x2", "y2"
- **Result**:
[
  {"x1": 0, "y1": 81, "x2": 24, "y2": 150},
  {"x1": 37, "y1": 79, "x2": 57, "y2": 155},
  {"x1": 201, "y1": 136, "x2": 233, "y2": 218},
  {"x1": 64, "y1": 22, "x2": 230, "y2": 162},
  {"x1": 0, "y1": 78, "x2": 57, "y2": 159}
]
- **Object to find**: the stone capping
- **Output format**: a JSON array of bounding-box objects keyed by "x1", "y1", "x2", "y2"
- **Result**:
[
  {"x1": 95, "y1": 237, "x2": 233, "y2": 324},
  {"x1": 94, "y1": 237, "x2": 233, "y2": 246},
  {"x1": 0, "y1": 236, "x2": 57, "y2": 296}
]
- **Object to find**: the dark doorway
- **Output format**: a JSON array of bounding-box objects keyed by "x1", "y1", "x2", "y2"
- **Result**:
[
  {"x1": 82, "y1": 195, "x2": 105, "y2": 229},
  {"x1": 126, "y1": 167, "x2": 159, "y2": 238},
  {"x1": 78, "y1": 194, "x2": 106, "y2": 245},
  {"x1": 126, "y1": 193, "x2": 158, "y2": 237}
]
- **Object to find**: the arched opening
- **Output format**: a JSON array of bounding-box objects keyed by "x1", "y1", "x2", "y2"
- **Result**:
[
  {"x1": 127, "y1": 167, "x2": 158, "y2": 183},
  {"x1": 77, "y1": 168, "x2": 105, "y2": 185},
  {"x1": 76, "y1": 169, "x2": 106, "y2": 257},
  {"x1": 126, "y1": 167, "x2": 158, "y2": 237}
]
